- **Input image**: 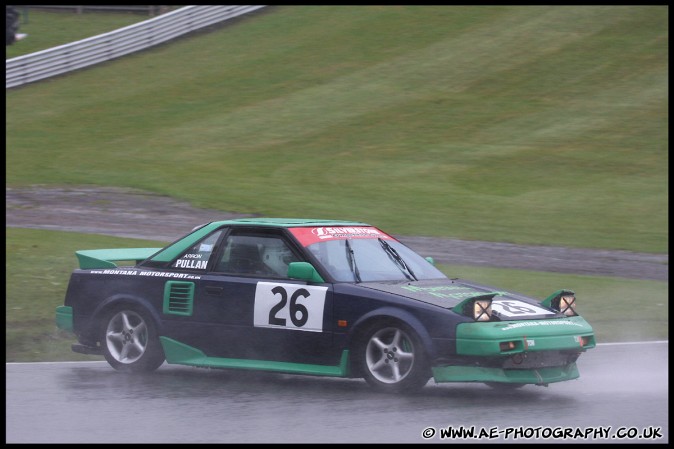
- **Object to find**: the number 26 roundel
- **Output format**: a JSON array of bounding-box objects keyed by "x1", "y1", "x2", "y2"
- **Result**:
[{"x1": 253, "y1": 282, "x2": 328, "y2": 332}]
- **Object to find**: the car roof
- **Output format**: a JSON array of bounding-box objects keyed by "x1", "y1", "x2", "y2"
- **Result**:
[
  {"x1": 142, "y1": 218, "x2": 378, "y2": 265},
  {"x1": 206, "y1": 218, "x2": 372, "y2": 228}
]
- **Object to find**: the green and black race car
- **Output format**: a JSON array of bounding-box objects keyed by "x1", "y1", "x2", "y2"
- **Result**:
[{"x1": 56, "y1": 218, "x2": 595, "y2": 392}]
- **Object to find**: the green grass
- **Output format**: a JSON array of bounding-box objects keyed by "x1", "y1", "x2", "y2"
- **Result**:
[
  {"x1": 6, "y1": 228, "x2": 169, "y2": 362},
  {"x1": 5, "y1": 228, "x2": 667, "y2": 362},
  {"x1": 5, "y1": 6, "x2": 668, "y2": 253},
  {"x1": 5, "y1": 7, "x2": 668, "y2": 362}
]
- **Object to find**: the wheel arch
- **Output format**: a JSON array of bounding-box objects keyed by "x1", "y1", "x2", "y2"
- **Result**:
[
  {"x1": 346, "y1": 306, "x2": 435, "y2": 377},
  {"x1": 90, "y1": 294, "x2": 163, "y2": 344}
]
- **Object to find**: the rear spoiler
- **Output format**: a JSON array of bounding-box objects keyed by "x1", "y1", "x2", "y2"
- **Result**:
[{"x1": 75, "y1": 248, "x2": 162, "y2": 269}]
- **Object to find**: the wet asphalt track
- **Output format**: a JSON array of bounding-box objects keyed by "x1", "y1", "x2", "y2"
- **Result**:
[
  {"x1": 5, "y1": 187, "x2": 669, "y2": 443},
  {"x1": 6, "y1": 342, "x2": 668, "y2": 444}
]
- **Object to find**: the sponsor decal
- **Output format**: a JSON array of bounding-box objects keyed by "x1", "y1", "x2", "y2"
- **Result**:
[
  {"x1": 91, "y1": 269, "x2": 201, "y2": 280},
  {"x1": 500, "y1": 320, "x2": 584, "y2": 331},
  {"x1": 173, "y1": 253, "x2": 208, "y2": 270},
  {"x1": 174, "y1": 258, "x2": 208, "y2": 270},
  {"x1": 492, "y1": 299, "x2": 555, "y2": 318},
  {"x1": 401, "y1": 285, "x2": 555, "y2": 317},
  {"x1": 254, "y1": 282, "x2": 328, "y2": 332},
  {"x1": 198, "y1": 243, "x2": 214, "y2": 252},
  {"x1": 401, "y1": 284, "x2": 506, "y2": 300},
  {"x1": 290, "y1": 226, "x2": 393, "y2": 247},
  {"x1": 91, "y1": 269, "x2": 139, "y2": 276}
]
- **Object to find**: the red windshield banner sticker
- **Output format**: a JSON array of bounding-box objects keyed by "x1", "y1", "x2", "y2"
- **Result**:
[{"x1": 290, "y1": 226, "x2": 394, "y2": 247}]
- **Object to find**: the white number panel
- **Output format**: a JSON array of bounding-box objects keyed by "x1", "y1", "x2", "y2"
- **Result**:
[
  {"x1": 254, "y1": 282, "x2": 328, "y2": 332},
  {"x1": 492, "y1": 299, "x2": 555, "y2": 318}
]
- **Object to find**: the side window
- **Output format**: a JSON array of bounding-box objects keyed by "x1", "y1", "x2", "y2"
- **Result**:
[
  {"x1": 172, "y1": 230, "x2": 224, "y2": 271},
  {"x1": 215, "y1": 234, "x2": 301, "y2": 277}
]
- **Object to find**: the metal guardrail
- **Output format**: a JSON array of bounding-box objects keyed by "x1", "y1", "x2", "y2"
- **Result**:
[
  {"x1": 6, "y1": 5, "x2": 266, "y2": 89},
  {"x1": 22, "y1": 5, "x2": 175, "y2": 16}
]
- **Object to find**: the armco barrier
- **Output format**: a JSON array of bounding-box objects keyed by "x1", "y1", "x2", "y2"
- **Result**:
[{"x1": 6, "y1": 5, "x2": 266, "y2": 89}]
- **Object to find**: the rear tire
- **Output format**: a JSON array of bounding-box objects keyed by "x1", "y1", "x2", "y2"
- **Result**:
[
  {"x1": 100, "y1": 306, "x2": 165, "y2": 372},
  {"x1": 357, "y1": 321, "x2": 430, "y2": 393}
]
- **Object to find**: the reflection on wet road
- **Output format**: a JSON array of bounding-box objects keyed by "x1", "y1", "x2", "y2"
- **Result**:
[{"x1": 6, "y1": 342, "x2": 668, "y2": 443}]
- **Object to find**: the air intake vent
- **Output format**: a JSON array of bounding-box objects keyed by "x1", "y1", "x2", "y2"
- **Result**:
[{"x1": 163, "y1": 281, "x2": 195, "y2": 316}]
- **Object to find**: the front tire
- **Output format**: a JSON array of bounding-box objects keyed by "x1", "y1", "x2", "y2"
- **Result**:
[
  {"x1": 358, "y1": 322, "x2": 430, "y2": 392},
  {"x1": 100, "y1": 306, "x2": 165, "y2": 372}
]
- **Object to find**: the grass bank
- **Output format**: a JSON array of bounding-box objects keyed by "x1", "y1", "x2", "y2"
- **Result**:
[{"x1": 6, "y1": 6, "x2": 668, "y2": 253}]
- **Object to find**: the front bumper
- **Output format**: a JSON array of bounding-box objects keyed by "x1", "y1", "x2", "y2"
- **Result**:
[
  {"x1": 432, "y1": 316, "x2": 594, "y2": 385},
  {"x1": 432, "y1": 363, "x2": 580, "y2": 384},
  {"x1": 455, "y1": 316, "x2": 596, "y2": 355},
  {"x1": 431, "y1": 348, "x2": 583, "y2": 385}
]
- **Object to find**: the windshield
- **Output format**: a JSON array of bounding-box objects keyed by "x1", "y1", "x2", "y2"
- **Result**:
[{"x1": 305, "y1": 236, "x2": 447, "y2": 282}]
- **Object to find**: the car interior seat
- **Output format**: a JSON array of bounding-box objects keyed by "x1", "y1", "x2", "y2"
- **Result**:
[{"x1": 228, "y1": 242, "x2": 264, "y2": 274}]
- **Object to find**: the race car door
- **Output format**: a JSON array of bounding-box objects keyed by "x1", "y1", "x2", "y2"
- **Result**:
[{"x1": 191, "y1": 229, "x2": 337, "y2": 366}]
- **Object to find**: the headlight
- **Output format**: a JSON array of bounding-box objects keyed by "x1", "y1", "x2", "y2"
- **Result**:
[
  {"x1": 452, "y1": 294, "x2": 496, "y2": 322},
  {"x1": 558, "y1": 295, "x2": 577, "y2": 316},
  {"x1": 540, "y1": 289, "x2": 579, "y2": 317},
  {"x1": 473, "y1": 298, "x2": 492, "y2": 321}
]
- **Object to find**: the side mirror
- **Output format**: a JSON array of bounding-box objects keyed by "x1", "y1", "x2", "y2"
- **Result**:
[{"x1": 287, "y1": 262, "x2": 325, "y2": 283}]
